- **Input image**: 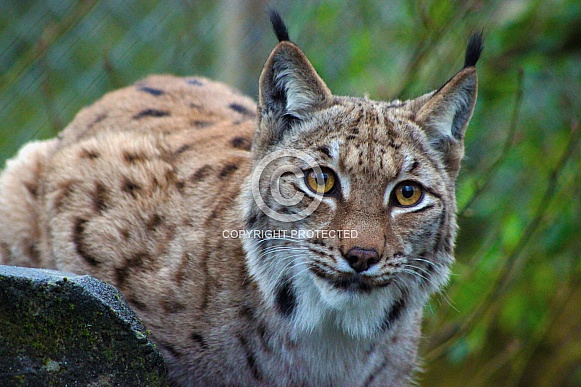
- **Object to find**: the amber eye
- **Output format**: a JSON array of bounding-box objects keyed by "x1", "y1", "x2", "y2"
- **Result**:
[
  {"x1": 305, "y1": 168, "x2": 336, "y2": 194},
  {"x1": 393, "y1": 181, "x2": 423, "y2": 207}
]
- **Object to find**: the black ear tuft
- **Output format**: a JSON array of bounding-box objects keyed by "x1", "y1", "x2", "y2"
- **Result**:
[
  {"x1": 463, "y1": 31, "x2": 484, "y2": 68},
  {"x1": 269, "y1": 9, "x2": 290, "y2": 42}
]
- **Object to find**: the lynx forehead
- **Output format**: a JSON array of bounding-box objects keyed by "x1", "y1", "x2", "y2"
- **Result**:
[{"x1": 0, "y1": 11, "x2": 482, "y2": 386}]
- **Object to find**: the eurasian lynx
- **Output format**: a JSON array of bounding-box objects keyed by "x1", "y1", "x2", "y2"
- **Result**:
[{"x1": 0, "y1": 12, "x2": 482, "y2": 386}]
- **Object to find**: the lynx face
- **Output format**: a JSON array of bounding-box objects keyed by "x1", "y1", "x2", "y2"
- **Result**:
[
  {"x1": 244, "y1": 103, "x2": 456, "y2": 337},
  {"x1": 243, "y1": 26, "x2": 481, "y2": 338}
]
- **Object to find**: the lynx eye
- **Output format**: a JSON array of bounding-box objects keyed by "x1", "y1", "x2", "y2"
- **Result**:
[
  {"x1": 304, "y1": 168, "x2": 336, "y2": 194},
  {"x1": 393, "y1": 181, "x2": 423, "y2": 207}
]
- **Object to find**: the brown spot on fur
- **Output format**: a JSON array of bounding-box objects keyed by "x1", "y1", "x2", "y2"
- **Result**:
[
  {"x1": 238, "y1": 334, "x2": 263, "y2": 381},
  {"x1": 123, "y1": 150, "x2": 148, "y2": 164},
  {"x1": 133, "y1": 109, "x2": 170, "y2": 119},
  {"x1": 73, "y1": 218, "x2": 100, "y2": 266},
  {"x1": 190, "y1": 165, "x2": 213, "y2": 182},
  {"x1": 120, "y1": 228, "x2": 130, "y2": 241},
  {"x1": 24, "y1": 182, "x2": 38, "y2": 198},
  {"x1": 53, "y1": 180, "x2": 75, "y2": 211},
  {"x1": 79, "y1": 148, "x2": 100, "y2": 160},
  {"x1": 244, "y1": 211, "x2": 259, "y2": 228},
  {"x1": 381, "y1": 296, "x2": 406, "y2": 331},
  {"x1": 126, "y1": 296, "x2": 148, "y2": 311},
  {"x1": 138, "y1": 86, "x2": 164, "y2": 96},
  {"x1": 87, "y1": 113, "x2": 107, "y2": 130},
  {"x1": 199, "y1": 241, "x2": 212, "y2": 311},
  {"x1": 364, "y1": 357, "x2": 390, "y2": 386},
  {"x1": 191, "y1": 332, "x2": 209, "y2": 350},
  {"x1": 256, "y1": 323, "x2": 272, "y2": 354},
  {"x1": 116, "y1": 252, "x2": 151, "y2": 288},
  {"x1": 92, "y1": 182, "x2": 108, "y2": 214},
  {"x1": 174, "y1": 251, "x2": 189, "y2": 284},
  {"x1": 199, "y1": 207, "x2": 228, "y2": 310},
  {"x1": 388, "y1": 138, "x2": 401, "y2": 150},
  {"x1": 230, "y1": 136, "x2": 252, "y2": 151},
  {"x1": 239, "y1": 304, "x2": 255, "y2": 321},
  {"x1": 130, "y1": 251, "x2": 152, "y2": 268},
  {"x1": 219, "y1": 163, "x2": 238, "y2": 178},
  {"x1": 121, "y1": 178, "x2": 140, "y2": 198},
  {"x1": 175, "y1": 180, "x2": 185, "y2": 193},
  {"x1": 229, "y1": 103, "x2": 255, "y2": 116},
  {"x1": 163, "y1": 167, "x2": 176, "y2": 185},
  {"x1": 275, "y1": 279, "x2": 296, "y2": 317},
  {"x1": 174, "y1": 144, "x2": 192, "y2": 155},
  {"x1": 161, "y1": 299, "x2": 187, "y2": 313},
  {"x1": 146, "y1": 213, "x2": 164, "y2": 231},
  {"x1": 159, "y1": 342, "x2": 182, "y2": 358},
  {"x1": 317, "y1": 146, "x2": 331, "y2": 157},
  {"x1": 115, "y1": 267, "x2": 129, "y2": 289},
  {"x1": 190, "y1": 120, "x2": 214, "y2": 128}
]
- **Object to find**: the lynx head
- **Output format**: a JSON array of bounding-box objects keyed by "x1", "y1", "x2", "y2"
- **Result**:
[{"x1": 242, "y1": 12, "x2": 482, "y2": 338}]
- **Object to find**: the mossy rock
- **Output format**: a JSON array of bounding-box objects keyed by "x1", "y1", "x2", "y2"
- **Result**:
[{"x1": 0, "y1": 265, "x2": 167, "y2": 386}]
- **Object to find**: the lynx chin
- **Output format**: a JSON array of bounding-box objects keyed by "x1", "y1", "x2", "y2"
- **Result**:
[{"x1": 0, "y1": 11, "x2": 483, "y2": 386}]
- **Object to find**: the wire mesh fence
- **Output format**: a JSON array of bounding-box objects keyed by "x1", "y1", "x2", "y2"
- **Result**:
[
  {"x1": 1, "y1": 1, "x2": 580, "y2": 385},
  {"x1": 0, "y1": 0, "x2": 487, "y2": 164}
]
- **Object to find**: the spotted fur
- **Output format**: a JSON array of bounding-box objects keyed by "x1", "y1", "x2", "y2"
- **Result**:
[{"x1": 0, "y1": 12, "x2": 481, "y2": 386}]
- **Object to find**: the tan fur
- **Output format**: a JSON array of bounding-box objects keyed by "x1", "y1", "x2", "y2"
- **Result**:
[{"x1": 0, "y1": 28, "x2": 479, "y2": 385}]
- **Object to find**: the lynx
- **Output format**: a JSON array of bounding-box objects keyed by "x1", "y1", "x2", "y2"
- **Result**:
[{"x1": 0, "y1": 12, "x2": 482, "y2": 386}]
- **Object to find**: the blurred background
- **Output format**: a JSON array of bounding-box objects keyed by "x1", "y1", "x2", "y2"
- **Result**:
[{"x1": 1, "y1": 1, "x2": 579, "y2": 385}]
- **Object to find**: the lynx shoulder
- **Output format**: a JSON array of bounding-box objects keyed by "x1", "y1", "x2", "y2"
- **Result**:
[{"x1": 0, "y1": 12, "x2": 482, "y2": 386}]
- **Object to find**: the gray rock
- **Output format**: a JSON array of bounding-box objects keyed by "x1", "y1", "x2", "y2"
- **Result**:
[{"x1": 0, "y1": 265, "x2": 167, "y2": 386}]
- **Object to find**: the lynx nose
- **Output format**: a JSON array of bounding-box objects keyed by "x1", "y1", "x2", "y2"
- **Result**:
[{"x1": 345, "y1": 247, "x2": 380, "y2": 273}]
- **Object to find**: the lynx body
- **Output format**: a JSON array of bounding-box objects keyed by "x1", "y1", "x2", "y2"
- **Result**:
[{"x1": 0, "y1": 14, "x2": 482, "y2": 386}]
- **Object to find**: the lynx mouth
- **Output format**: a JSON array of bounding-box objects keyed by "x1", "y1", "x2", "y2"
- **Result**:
[{"x1": 308, "y1": 264, "x2": 392, "y2": 293}]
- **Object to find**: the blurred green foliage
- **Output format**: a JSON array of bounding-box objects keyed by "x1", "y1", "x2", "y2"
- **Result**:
[{"x1": 1, "y1": 1, "x2": 579, "y2": 385}]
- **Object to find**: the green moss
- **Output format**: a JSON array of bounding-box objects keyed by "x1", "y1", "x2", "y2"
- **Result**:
[{"x1": 0, "y1": 267, "x2": 167, "y2": 386}]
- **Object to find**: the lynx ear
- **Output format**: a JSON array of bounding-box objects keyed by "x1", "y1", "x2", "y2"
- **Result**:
[
  {"x1": 414, "y1": 33, "x2": 483, "y2": 174},
  {"x1": 259, "y1": 42, "x2": 332, "y2": 120},
  {"x1": 416, "y1": 67, "x2": 478, "y2": 141},
  {"x1": 258, "y1": 12, "x2": 332, "y2": 143}
]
